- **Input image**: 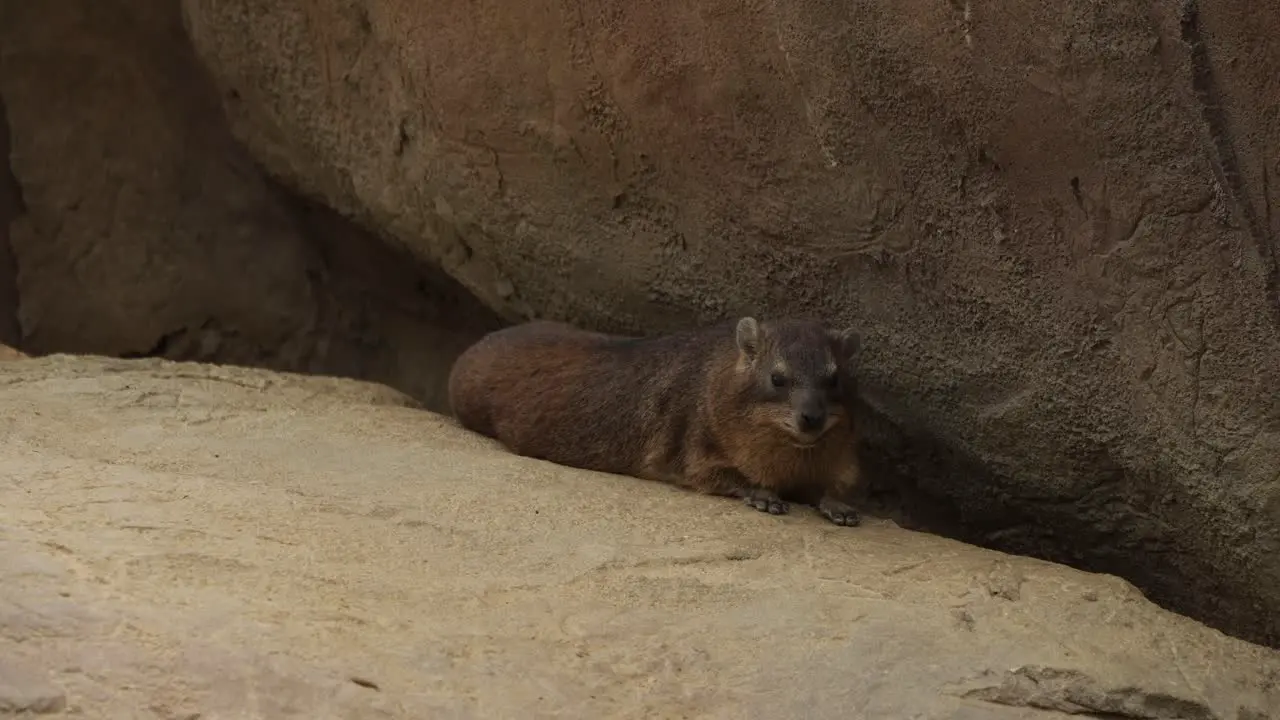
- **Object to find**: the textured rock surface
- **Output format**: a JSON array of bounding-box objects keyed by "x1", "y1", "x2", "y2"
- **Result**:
[
  {"x1": 0, "y1": 0, "x2": 504, "y2": 411},
  {"x1": 178, "y1": 0, "x2": 1280, "y2": 646},
  {"x1": 0, "y1": 659, "x2": 66, "y2": 715},
  {"x1": 1, "y1": 355, "x2": 1278, "y2": 718}
]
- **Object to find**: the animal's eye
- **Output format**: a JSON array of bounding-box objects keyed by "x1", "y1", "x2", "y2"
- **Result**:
[{"x1": 769, "y1": 372, "x2": 787, "y2": 388}]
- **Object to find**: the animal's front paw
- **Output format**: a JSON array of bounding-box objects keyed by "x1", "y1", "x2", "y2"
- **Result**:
[
  {"x1": 818, "y1": 497, "x2": 861, "y2": 527},
  {"x1": 743, "y1": 489, "x2": 789, "y2": 515}
]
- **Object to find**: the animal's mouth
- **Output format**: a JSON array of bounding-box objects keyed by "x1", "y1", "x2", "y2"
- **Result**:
[
  {"x1": 783, "y1": 415, "x2": 840, "y2": 446},
  {"x1": 785, "y1": 426, "x2": 827, "y2": 447}
]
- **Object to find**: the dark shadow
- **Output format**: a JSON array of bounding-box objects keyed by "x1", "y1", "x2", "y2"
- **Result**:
[{"x1": 0, "y1": 95, "x2": 23, "y2": 347}]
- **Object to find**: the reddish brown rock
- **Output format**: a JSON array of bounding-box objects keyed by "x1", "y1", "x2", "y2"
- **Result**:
[{"x1": 0, "y1": 0, "x2": 503, "y2": 410}]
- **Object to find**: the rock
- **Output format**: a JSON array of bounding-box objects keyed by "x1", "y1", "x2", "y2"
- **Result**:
[
  {"x1": 0, "y1": 0, "x2": 505, "y2": 412},
  {"x1": 176, "y1": 0, "x2": 1280, "y2": 646},
  {"x1": 0, "y1": 660, "x2": 66, "y2": 714},
  {"x1": 0, "y1": 95, "x2": 20, "y2": 348},
  {"x1": 0, "y1": 356, "x2": 1277, "y2": 718}
]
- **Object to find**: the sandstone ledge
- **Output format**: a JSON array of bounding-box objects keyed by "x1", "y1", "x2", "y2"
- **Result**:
[{"x1": 0, "y1": 356, "x2": 1276, "y2": 718}]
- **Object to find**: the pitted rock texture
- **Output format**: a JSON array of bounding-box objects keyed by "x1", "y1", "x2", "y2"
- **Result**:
[
  {"x1": 0, "y1": 356, "x2": 1278, "y2": 718},
  {"x1": 175, "y1": 0, "x2": 1280, "y2": 646}
]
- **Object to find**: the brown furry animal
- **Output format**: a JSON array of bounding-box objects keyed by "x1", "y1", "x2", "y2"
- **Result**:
[{"x1": 446, "y1": 316, "x2": 864, "y2": 526}]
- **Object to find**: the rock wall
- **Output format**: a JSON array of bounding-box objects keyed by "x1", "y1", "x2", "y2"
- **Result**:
[
  {"x1": 0, "y1": 0, "x2": 504, "y2": 411},
  {"x1": 174, "y1": 0, "x2": 1280, "y2": 647}
]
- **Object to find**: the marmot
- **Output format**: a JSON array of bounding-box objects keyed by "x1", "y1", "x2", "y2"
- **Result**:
[{"x1": 446, "y1": 316, "x2": 864, "y2": 526}]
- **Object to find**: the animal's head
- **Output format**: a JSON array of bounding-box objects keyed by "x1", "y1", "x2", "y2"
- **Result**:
[{"x1": 734, "y1": 316, "x2": 861, "y2": 446}]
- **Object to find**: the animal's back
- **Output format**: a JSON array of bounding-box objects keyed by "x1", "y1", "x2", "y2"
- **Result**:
[
  {"x1": 447, "y1": 321, "x2": 602, "y2": 439},
  {"x1": 447, "y1": 320, "x2": 729, "y2": 475}
]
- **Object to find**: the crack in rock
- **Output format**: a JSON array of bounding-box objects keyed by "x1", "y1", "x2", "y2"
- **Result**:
[{"x1": 960, "y1": 665, "x2": 1217, "y2": 719}]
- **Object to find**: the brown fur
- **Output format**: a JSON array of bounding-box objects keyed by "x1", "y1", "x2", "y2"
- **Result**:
[{"x1": 446, "y1": 316, "x2": 864, "y2": 525}]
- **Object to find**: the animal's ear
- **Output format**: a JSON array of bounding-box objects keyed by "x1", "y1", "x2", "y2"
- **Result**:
[
  {"x1": 831, "y1": 327, "x2": 861, "y2": 363},
  {"x1": 735, "y1": 317, "x2": 760, "y2": 360}
]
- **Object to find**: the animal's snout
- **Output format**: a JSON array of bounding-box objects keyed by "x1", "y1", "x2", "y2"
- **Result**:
[{"x1": 798, "y1": 408, "x2": 826, "y2": 433}]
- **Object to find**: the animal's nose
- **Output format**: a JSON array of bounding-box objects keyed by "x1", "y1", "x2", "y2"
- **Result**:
[{"x1": 798, "y1": 410, "x2": 825, "y2": 432}]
